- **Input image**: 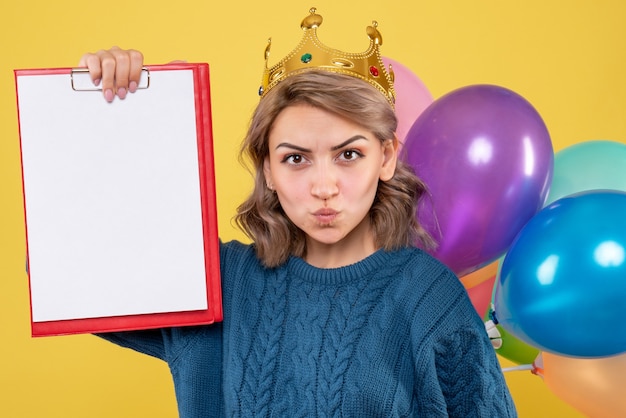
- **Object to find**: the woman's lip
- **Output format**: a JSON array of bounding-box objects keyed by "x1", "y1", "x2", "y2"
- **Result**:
[{"x1": 313, "y1": 208, "x2": 338, "y2": 223}]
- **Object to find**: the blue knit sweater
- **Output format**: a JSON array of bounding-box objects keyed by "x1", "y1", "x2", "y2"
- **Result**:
[{"x1": 101, "y1": 241, "x2": 516, "y2": 417}]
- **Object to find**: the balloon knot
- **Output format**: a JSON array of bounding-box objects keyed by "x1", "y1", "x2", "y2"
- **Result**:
[{"x1": 488, "y1": 304, "x2": 499, "y2": 325}]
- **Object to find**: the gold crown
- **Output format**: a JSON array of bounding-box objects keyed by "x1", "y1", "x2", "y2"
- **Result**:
[{"x1": 259, "y1": 7, "x2": 396, "y2": 106}]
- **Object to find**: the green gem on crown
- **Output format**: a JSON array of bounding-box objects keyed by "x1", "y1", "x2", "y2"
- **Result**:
[{"x1": 301, "y1": 53, "x2": 312, "y2": 63}]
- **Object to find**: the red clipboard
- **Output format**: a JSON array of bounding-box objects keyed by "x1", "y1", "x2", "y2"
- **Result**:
[{"x1": 15, "y1": 63, "x2": 222, "y2": 336}]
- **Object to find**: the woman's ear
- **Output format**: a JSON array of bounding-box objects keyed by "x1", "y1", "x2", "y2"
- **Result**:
[
  {"x1": 379, "y1": 137, "x2": 399, "y2": 181},
  {"x1": 263, "y1": 156, "x2": 273, "y2": 189}
]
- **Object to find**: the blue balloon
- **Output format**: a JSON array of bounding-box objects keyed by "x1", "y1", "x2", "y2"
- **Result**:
[{"x1": 494, "y1": 190, "x2": 626, "y2": 357}]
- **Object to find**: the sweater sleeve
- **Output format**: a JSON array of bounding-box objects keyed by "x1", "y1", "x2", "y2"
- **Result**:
[
  {"x1": 410, "y1": 256, "x2": 517, "y2": 417},
  {"x1": 95, "y1": 324, "x2": 220, "y2": 362},
  {"x1": 96, "y1": 329, "x2": 169, "y2": 360},
  {"x1": 96, "y1": 324, "x2": 224, "y2": 417},
  {"x1": 432, "y1": 324, "x2": 517, "y2": 417}
]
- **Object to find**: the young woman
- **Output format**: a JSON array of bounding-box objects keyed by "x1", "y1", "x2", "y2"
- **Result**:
[{"x1": 79, "y1": 13, "x2": 516, "y2": 417}]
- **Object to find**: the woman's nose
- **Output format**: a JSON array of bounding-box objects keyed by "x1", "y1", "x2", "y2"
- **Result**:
[{"x1": 310, "y1": 163, "x2": 339, "y2": 200}]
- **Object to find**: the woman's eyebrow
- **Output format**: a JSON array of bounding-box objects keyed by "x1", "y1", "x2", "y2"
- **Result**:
[
  {"x1": 274, "y1": 135, "x2": 368, "y2": 152},
  {"x1": 331, "y1": 135, "x2": 368, "y2": 151},
  {"x1": 275, "y1": 142, "x2": 311, "y2": 152}
]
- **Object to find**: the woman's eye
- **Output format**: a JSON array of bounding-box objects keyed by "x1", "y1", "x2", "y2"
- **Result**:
[
  {"x1": 339, "y1": 149, "x2": 363, "y2": 161},
  {"x1": 283, "y1": 154, "x2": 304, "y2": 164}
]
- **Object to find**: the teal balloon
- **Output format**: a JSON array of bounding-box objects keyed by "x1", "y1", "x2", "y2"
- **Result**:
[
  {"x1": 495, "y1": 190, "x2": 626, "y2": 357},
  {"x1": 547, "y1": 140, "x2": 626, "y2": 205}
]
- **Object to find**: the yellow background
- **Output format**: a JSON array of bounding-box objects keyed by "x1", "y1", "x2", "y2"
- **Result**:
[{"x1": 2, "y1": 0, "x2": 625, "y2": 416}]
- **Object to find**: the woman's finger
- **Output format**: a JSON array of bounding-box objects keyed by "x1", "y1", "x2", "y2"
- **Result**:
[
  {"x1": 109, "y1": 46, "x2": 132, "y2": 99},
  {"x1": 78, "y1": 52, "x2": 103, "y2": 87},
  {"x1": 127, "y1": 49, "x2": 144, "y2": 93},
  {"x1": 95, "y1": 49, "x2": 117, "y2": 102}
]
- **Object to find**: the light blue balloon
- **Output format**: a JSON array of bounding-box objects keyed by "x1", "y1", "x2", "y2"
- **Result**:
[
  {"x1": 546, "y1": 140, "x2": 626, "y2": 205},
  {"x1": 495, "y1": 190, "x2": 626, "y2": 357}
]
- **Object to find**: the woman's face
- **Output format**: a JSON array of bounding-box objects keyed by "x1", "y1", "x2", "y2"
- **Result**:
[{"x1": 264, "y1": 104, "x2": 397, "y2": 266}]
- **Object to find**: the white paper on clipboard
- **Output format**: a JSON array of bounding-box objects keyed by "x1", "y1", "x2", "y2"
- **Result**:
[{"x1": 15, "y1": 64, "x2": 219, "y2": 331}]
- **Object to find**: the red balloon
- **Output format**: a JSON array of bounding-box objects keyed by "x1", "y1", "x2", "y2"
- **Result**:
[
  {"x1": 460, "y1": 261, "x2": 497, "y2": 317},
  {"x1": 465, "y1": 275, "x2": 495, "y2": 318}
]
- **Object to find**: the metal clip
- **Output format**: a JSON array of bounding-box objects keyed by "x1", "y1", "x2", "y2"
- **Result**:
[{"x1": 70, "y1": 67, "x2": 150, "y2": 91}]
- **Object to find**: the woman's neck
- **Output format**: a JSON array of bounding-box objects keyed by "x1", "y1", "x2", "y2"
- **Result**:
[{"x1": 304, "y1": 218, "x2": 377, "y2": 268}]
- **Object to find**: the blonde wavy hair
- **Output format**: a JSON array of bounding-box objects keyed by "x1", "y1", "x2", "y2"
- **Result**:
[{"x1": 235, "y1": 71, "x2": 434, "y2": 267}]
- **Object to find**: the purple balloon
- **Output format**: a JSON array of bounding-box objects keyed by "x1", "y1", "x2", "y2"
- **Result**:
[{"x1": 403, "y1": 84, "x2": 553, "y2": 276}]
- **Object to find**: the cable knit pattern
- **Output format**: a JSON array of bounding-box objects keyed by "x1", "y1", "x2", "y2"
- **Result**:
[{"x1": 99, "y1": 240, "x2": 517, "y2": 417}]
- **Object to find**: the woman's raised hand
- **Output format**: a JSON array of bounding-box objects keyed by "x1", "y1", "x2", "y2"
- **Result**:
[{"x1": 78, "y1": 46, "x2": 144, "y2": 102}]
